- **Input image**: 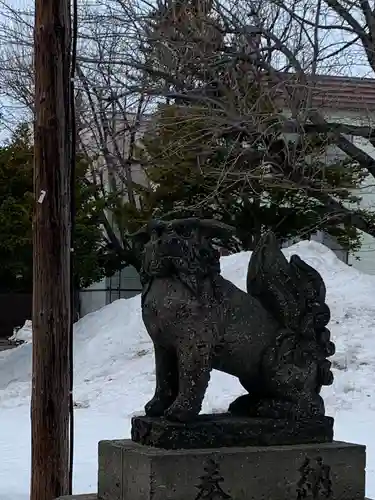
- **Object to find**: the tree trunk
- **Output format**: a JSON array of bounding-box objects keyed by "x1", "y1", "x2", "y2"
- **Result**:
[{"x1": 31, "y1": 0, "x2": 72, "y2": 497}]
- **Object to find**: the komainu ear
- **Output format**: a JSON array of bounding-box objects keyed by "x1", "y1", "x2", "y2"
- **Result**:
[{"x1": 130, "y1": 218, "x2": 235, "y2": 244}]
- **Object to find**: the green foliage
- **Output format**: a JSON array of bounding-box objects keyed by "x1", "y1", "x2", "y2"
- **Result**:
[
  {"x1": 0, "y1": 124, "x2": 122, "y2": 292},
  {"x1": 0, "y1": 124, "x2": 34, "y2": 291},
  {"x1": 140, "y1": 103, "x2": 375, "y2": 252}
]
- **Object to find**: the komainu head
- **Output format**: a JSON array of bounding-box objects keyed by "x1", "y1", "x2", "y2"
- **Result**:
[{"x1": 132, "y1": 218, "x2": 234, "y2": 285}]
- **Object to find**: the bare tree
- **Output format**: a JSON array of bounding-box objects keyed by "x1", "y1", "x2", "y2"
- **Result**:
[
  {"x1": 0, "y1": 0, "x2": 152, "y2": 270},
  {"x1": 2, "y1": 0, "x2": 375, "y2": 245},
  {"x1": 238, "y1": 0, "x2": 375, "y2": 238},
  {"x1": 72, "y1": 2, "x2": 153, "y2": 269},
  {"x1": 119, "y1": 0, "x2": 375, "y2": 245}
]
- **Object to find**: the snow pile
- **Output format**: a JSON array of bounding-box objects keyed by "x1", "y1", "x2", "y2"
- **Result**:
[
  {"x1": 1, "y1": 240, "x2": 375, "y2": 498},
  {"x1": 9, "y1": 320, "x2": 32, "y2": 343}
]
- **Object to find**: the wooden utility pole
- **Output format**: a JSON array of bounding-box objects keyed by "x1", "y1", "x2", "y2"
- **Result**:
[{"x1": 31, "y1": 0, "x2": 72, "y2": 496}]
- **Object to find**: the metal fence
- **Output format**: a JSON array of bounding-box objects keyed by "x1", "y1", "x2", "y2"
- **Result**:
[
  {"x1": 79, "y1": 266, "x2": 143, "y2": 317},
  {"x1": 79, "y1": 286, "x2": 142, "y2": 317}
]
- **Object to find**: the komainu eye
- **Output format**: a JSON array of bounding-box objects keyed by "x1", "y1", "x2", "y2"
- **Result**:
[{"x1": 176, "y1": 225, "x2": 192, "y2": 238}]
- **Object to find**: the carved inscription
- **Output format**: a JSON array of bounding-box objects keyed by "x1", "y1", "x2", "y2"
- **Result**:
[
  {"x1": 195, "y1": 459, "x2": 231, "y2": 499},
  {"x1": 296, "y1": 456, "x2": 333, "y2": 499}
]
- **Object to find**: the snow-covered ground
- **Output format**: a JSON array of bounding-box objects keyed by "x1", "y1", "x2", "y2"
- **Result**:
[{"x1": 1, "y1": 240, "x2": 375, "y2": 499}]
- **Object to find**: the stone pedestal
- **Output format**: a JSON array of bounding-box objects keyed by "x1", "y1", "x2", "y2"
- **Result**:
[
  {"x1": 55, "y1": 415, "x2": 367, "y2": 500},
  {"x1": 131, "y1": 413, "x2": 334, "y2": 449},
  {"x1": 97, "y1": 439, "x2": 366, "y2": 500}
]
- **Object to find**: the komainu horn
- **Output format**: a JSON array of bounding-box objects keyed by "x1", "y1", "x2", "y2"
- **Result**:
[{"x1": 132, "y1": 218, "x2": 335, "y2": 422}]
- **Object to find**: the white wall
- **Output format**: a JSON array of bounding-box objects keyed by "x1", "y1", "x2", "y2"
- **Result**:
[
  {"x1": 107, "y1": 265, "x2": 142, "y2": 301},
  {"x1": 321, "y1": 109, "x2": 375, "y2": 274},
  {"x1": 79, "y1": 277, "x2": 107, "y2": 316}
]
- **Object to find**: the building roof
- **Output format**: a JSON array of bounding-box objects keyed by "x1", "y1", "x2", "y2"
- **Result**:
[{"x1": 282, "y1": 73, "x2": 375, "y2": 112}]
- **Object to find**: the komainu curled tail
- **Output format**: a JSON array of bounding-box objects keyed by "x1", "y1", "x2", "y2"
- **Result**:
[{"x1": 246, "y1": 232, "x2": 335, "y2": 418}]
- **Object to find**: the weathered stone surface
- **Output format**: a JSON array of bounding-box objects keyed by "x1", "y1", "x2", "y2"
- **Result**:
[
  {"x1": 98, "y1": 439, "x2": 365, "y2": 500},
  {"x1": 97, "y1": 439, "x2": 123, "y2": 500},
  {"x1": 55, "y1": 495, "x2": 97, "y2": 499},
  {"x1": 134, "y1": 219, "x2": 335, "y2": 423},
  {"x1": 131, "y1": 413, "x2": 334, "y2": 449}
]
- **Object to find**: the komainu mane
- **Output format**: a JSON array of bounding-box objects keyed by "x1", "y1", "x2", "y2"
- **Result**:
[{"x1": 133, "y1": 218, "x2": 335, "y2": 422}]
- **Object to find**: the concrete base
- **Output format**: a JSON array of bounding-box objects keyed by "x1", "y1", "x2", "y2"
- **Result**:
[
  {"x1": 55, "y1": 496, "x2": 374, "y2": 500},
  {"x1": 97, "y1": 439, "x2": 366, "y2": 500},
  {"x1": 56, "y1": 497, "x2": 374, "y2": 500}
]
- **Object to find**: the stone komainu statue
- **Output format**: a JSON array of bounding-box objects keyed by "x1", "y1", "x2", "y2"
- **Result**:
[{"x1": 133, "y1": 218, "x2": 335, "y2": 422}]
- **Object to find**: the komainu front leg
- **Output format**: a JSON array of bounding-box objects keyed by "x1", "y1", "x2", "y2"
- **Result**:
[
  {"x1": 145, "y1": 343, "x2": 178, "y2": 417},
  {"x1": 164, "y1": 340, "x2": 212, "y2": 422}
]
